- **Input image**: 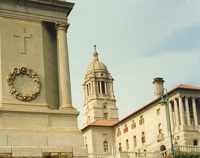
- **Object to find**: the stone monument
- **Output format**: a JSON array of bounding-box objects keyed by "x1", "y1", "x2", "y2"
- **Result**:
[{"x1": 0, "y1": 0, "x2": 86, "y2": 157}]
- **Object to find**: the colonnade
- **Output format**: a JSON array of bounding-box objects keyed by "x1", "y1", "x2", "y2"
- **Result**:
[
  {"x1": 168, "y1": 97, "x2": 199, "y2": 129},
  {"x1": 84, "y1": 80, "x2": 114, "y2": 98}
]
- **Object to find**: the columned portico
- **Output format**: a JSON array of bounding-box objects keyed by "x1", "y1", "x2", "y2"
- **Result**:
[{"x1": 56, "y1": 24, "x2": 73, "y2": 108}]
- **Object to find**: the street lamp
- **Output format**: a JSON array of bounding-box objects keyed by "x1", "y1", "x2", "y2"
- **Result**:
[{"x1": 160, "y1": 88, "x2": 174, "y2": 158}]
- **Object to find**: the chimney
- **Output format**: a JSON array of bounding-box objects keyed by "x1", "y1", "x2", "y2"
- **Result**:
[{"x1": 153, "y1": 77, "x2": 165, "y2": 98}]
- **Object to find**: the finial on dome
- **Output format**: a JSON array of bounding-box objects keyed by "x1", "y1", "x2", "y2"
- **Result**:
[{"x1": 93, "y1": 45, "x2": 99, "y2": 61}]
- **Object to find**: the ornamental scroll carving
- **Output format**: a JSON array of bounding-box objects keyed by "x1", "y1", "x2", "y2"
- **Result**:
[{"x1": 7, "y1": 67, "x2": 41, "y2": 101}]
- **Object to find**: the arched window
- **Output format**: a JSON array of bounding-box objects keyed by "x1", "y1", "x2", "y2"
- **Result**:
[
  {"x1": 194, "y1": 139, "x2": 198, "y2": 146},
  {"x1": 119, "y1": 143, "x2": 122, "y2": 151},
  {"x1": 126, "y1": 139, "x2": 129, "y2": 151},
  {"x1": 103, "y1": 141, "x2": 108, "y2": 152},
  {"x1": 133, "y1": 136, "x2": 137, "y2": 148},
  {"x1": 158, "y1": 123, "x2": 162, "y2": 134},
  {"x1": 141, "y1": 132, "x2": 145, "y2": 143}
]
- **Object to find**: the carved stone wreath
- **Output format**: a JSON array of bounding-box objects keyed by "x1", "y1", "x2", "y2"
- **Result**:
[{"x1": 7, "y1": 66, "x2": 41, "y2": 101}]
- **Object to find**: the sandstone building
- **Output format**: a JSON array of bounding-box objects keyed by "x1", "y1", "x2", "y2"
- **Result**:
[{"x1": 82, "y1": 49, "x2": 200, "y2": 158}]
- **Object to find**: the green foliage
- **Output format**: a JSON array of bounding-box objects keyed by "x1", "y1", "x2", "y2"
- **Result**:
[{"x1": 164, "y1": 150, "x2": 200, "y2": 158}]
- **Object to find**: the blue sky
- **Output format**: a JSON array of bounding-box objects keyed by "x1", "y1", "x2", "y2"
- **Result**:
[{"x1": 67, "y1": 0, "x2": 200, "y2": 128}]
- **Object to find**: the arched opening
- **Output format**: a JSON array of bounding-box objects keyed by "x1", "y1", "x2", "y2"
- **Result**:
[
  {"x1": 119, "y1": 143, "x2": 122, "y2": 152},
  {"x1": 158, "y1": 123, "x2": 162, "y2": 134},
  {"x1": 141, "y1": 132, "x2": 145, "y2": 143},
  {"x1": 133, "y1": 136, "x2": 137, "y2": 148},
  {"x1": 103, "y1": 141, "x2": 108, "y2": 152},
  {"x1": 126, "y1": 139, "x2": 129, "y2": 151},
  {"x1": 160, "y1": 145, "x2": 167, "y2": 157}
]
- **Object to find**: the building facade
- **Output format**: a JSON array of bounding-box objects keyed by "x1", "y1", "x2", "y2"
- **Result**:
[{"x1": 82, "y1": 49, "x2": 200, "y2": 157}]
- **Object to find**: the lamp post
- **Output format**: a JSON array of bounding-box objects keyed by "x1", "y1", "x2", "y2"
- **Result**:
[{"x1": 160, "y1": 88, "x2": 174, "y2": 158}]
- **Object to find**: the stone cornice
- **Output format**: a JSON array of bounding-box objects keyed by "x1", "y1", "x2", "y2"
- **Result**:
[{"x1": 0, "y1": 0, "x2": 74, "y2": 24}]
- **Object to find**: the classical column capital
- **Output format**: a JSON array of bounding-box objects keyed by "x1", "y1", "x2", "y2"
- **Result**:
[{"x1": 56, "y1": 23, "x2": 70, "y2": 32}]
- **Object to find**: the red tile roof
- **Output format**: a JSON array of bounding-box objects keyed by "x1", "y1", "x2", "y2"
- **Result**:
[
  {"x1": 90, "y1": 119, "x2": 119, "y2": 126},
  {"x1": 173, "y1": 84, "x2": 200, "y2": 91},
  {"x1": 82, "y1": 119, "x2": 119, "y2": 131}
]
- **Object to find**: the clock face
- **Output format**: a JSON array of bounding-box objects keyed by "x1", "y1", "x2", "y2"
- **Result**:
[{"x1": 7, "y1": 66, "x2": 41, "y2": 101}]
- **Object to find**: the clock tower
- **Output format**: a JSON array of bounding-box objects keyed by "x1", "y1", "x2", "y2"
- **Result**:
[
  {"x1": 0, "y1": 0, "x2": 86, "y2": 157},
  {"x1": 83, "y1": 47, "x2": 119, "y2": 127}
]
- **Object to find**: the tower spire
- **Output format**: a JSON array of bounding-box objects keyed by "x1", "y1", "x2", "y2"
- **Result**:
[{"x1": 93, "y1": 45, "x2": 99, "y2": 61}]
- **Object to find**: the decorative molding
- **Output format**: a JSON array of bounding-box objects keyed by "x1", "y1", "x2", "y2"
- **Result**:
[{"x1": 7, "y1": 66, "x2": 41, "y2": 101}]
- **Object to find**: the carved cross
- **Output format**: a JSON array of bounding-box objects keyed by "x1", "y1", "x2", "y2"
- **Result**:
[{"x1": 13, "y1": 27, "x2": 31, "y2": 54}]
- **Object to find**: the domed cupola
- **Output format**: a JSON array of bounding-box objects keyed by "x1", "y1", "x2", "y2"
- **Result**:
[
  {"x1": 82, "y1": 46, "x2": 119, "y2": 127},
  {"x1": 86, "y1": 48, "x2": 108, "y2": 75}
]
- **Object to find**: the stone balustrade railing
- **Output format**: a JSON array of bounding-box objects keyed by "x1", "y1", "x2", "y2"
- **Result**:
[{"x1": 87, "y1": 146, "x2": 200, "y2": 158}]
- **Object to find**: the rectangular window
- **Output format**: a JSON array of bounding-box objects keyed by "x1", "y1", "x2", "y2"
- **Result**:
[
  {"x1": 157, "y1": 108, "x2": 160, "y2": 115},
  {"x1": 124, "y1": 124, "x2": 128, "y2": 133},
  {"x1": 139, "y1": 115, "x2": 144, "y2": 125},
  {"x1": 132, "y1": 120, "x2": 136, "y2": 129},
  {"x1": 117, "y1": 128, "x2": 121, "y2": 137}
]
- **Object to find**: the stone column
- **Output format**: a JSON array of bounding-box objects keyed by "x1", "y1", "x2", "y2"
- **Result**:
[
  {"x1": 179, "y1": 97, "x2": 185, "y2": 125},
  {"x1": 110, "y1": 81, "x2": 114, "y2": 98},
  {"x1": 84, "y1": 87, "x2": 86, "y2": 99},
  {"x1": 93, "y1": 81, "x2": 97, "y2": 95},
  {"x1": 174, "y1": 99, "x2": 180, "y2": 127},
  {"x1": 105, "y1": 82, "x2": 107, "y2": 94},
  {"x1": 91, "y1": 81, "x2": 94, "y2": 94},
  {"x1": 99, "y1": 81, "x2": 102, "y2": 94},
  {"x1": 169, "y1": 102, "x2": 174, "y2": 129},
  {"x1": 185, "y1": 97, "x2": 191, "y2": 126},
  {"x1": 56, "y1": 24, "x2": 72, "y2": 108},
  {"x1": 192, "y1": 98, "x2": 198, "y2": 126}
]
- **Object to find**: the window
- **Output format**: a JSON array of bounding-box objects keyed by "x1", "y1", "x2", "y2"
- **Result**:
[
  {"x1": 133, "y1": 136, "x2": 137, "y2": 148},
  {"x1": 157, "y1": 108, "x2": 160, "y2": 115},
  {"x1": 126, "y1": 139, "x2": 129, "y2": 151},
  {"x1": 117, "y1": 128, "x2": 121, "y2": 137},
  {"x1": 132, "y1": 120, "x2": 136, "y2": 129},
  {"x1": 158, "y1": 123, "x2": 162, "y2": 134},
  {"x1": 194, "y1": 139, "x2": 198, "y2": 146},
  {"x1": 103, "y1": 141, "x2": 108, "y2": 152},
  {"x1": 124, "y1": 124, "x2": 128, "y2": 133},
  {"x1": 139, "y1": 115, "x2": 144, "y2": 125},
  {"x1": 141, "y1": 132, "x2": 145, "y2": 143},
  {"x1": 119, "y1": 143, "x2": 122, "y2": 151}
]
